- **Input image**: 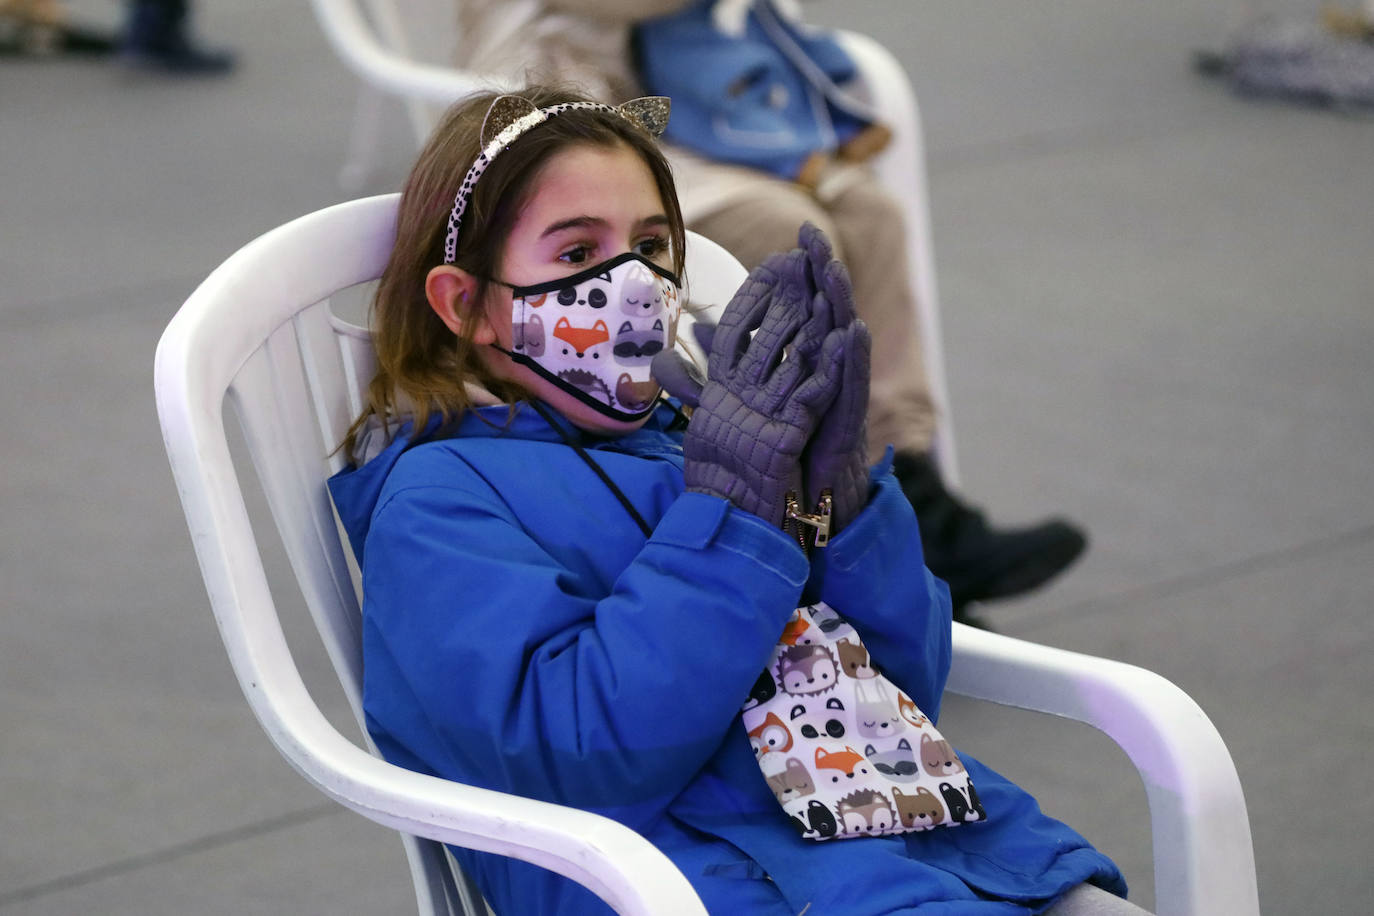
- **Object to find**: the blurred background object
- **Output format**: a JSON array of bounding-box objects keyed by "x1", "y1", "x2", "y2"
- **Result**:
[
  {"x1": 119, "y1": 0, "x2": 234, "y2": 74},
  {"x1": 1195, "y1": 2, "x2": 1374, "y2": 109},
  {"x1": 0, "y1": 0, "x2": 117, "y2": 56},
  {"x1": 0, "y1": 0, "x2": 234, "y2": 72}
]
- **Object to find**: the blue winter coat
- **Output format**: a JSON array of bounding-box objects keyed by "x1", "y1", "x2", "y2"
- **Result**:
[{"x1": 328, "y1": 401, "x2": 1125, "y2": 915}]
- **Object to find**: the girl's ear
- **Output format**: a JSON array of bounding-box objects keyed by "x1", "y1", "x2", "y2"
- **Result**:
[{"x1": 426, "y1": 265, "x2": 497, "y2": 344}]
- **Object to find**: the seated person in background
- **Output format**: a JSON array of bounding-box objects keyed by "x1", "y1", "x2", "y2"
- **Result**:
[
  {"x1": 451, "y1": 0, "x2": 1090, "y2": 624},
  {"x1": 327, "y1": 84, "x2": 1146, "y2": 915}
]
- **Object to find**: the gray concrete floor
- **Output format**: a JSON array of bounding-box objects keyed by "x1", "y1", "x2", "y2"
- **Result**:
[{"x1": 2, "y1": 1, "x2": 1370, "y2": 914}]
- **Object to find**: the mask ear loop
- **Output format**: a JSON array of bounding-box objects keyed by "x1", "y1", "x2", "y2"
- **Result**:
[{"x1": 661, "y1": 397, "x2": 691, "y2": 431}]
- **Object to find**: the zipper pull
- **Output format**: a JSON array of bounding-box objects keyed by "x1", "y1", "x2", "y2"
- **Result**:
[{"x1": 784, "y1": 489, "x2": 833, "y2": 549}]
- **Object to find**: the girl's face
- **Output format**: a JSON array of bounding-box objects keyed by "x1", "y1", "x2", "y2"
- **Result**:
[{"x1": 480, "y1": 141, "x2": 677, "y2": 435}]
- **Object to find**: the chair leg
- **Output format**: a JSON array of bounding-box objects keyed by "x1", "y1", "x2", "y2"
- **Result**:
[{"x1": 400, "y1": 833, "x2": 467, "y2": 915}]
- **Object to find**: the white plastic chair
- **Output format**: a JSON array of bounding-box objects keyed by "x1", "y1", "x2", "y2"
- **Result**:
[
  {"x1": 308, "y1": 0, "x2": 959, "y2": 481},
  {"x1": 156, "y1": 193, "x2": 1258, "y2": 916}
]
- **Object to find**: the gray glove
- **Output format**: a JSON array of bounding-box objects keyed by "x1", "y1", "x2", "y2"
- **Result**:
[
  {"x1": 795, "y1": 226, "x2": 871, "y2": 535},
  {"x1": 652, "y1": 242, "x2": 846, "y2": 528}
]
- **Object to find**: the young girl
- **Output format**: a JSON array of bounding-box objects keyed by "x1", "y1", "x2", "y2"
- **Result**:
[{"x1": 328, "y1": 85, "x2": 1142, "y2": 915}]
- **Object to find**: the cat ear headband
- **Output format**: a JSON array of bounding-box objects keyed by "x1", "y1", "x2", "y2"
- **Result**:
[{"x1": 442, "y1": 94, "x2": 671, "y2": 264}]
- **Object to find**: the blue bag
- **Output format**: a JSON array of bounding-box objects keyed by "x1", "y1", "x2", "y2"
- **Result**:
[{"x1": 634, "y1": 0, "x2": 886, "y2": 183}]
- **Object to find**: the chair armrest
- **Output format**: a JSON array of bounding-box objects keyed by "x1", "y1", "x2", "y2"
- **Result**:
[
  {"x1": 946, "y1": 623, "x2": 1260, "y2": 916},
  {"x1": 310, "y1": 0, "x2": 512, "y2": 104},
  {"x1": 276, "y1": 706, "x2": 708, "y2": 916}
]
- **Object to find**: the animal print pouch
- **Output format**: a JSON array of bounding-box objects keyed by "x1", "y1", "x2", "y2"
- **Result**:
[{"x1": 741, "y1": 602, "x2": 986, "y2": 841}]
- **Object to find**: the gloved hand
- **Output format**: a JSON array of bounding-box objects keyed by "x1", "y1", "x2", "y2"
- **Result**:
[
  {"x1": 652, "y1": 242, "x2": 846, "y2": 528},
  {"x1": 651, "y1": 320, "x2": 713, "y2": 409},
  {"x1": 654, "y1": 223, "x2": 842, "y2": 410},
  {"x1": 794, "y1": 226, "x2": 871, "y2": 535}
]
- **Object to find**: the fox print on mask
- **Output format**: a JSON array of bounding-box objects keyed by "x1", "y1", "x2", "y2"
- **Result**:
[{"x1": 497, "y1": 252, "x2": 681, "y2": 421}]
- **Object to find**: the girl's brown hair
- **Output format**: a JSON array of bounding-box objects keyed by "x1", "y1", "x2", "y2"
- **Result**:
[{"x1": 340, "y1": 85, "x2": 687, "y2": 460}]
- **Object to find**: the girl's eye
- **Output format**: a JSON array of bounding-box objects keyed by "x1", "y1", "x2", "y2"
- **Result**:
[
  {"x1": 634, "y1": 235, "x2": 669, "y2": 258},
  {"x1": 559, "y1": 245, "x2": 592, "y2": 264}
]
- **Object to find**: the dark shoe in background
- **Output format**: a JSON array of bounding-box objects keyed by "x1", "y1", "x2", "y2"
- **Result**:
[
  {"x1": 892, "y1": 451, "x2": 1088, "y2": 626},
  {"x1": 121, "y1": 0, "x2": 233, "y2": 75}
]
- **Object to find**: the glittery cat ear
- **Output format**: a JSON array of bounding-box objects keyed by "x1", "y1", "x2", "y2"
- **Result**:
[
  {"x1": 479, "y1": 95, "x2": 541, "y2": 147},
  {"x1": 617, "y1": 96, "x2": 671, "y2": 138}
]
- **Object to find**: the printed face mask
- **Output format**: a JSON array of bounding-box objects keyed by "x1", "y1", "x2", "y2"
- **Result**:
[{"x1": 498, "y1": 251, "x2": 682, "y2": 422}]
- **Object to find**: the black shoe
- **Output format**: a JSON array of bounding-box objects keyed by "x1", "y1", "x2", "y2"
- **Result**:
[
  {"x1": 951, "y1": 603, "x2": 997, "y2": 631},
  {"x1": 121, "y1": 35, "x2": 234, "y2": 74},
  {"x1": 892, "y1": 452, "x2": 1088, "y2": 609},
  {"x1": 56, "y1": 23, "x2": 119, "y2": 55}
]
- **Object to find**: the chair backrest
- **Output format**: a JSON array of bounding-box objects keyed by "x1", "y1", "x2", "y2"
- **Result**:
[
  {"x1": 155, "y1": 193, "x2": 734, "y2": 916},
  {"x1": 155, "y1": 194, "x2": 468, "y2": 913},
  {"x1": 831, "y1": 29, "x2": 957, "y2": 480},
  {"x1": 308, "y1": 0, "x2": 960, "y2": 480}
]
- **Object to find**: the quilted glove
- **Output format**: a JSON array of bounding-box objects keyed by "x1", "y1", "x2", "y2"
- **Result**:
[
  {"x1": 795, "y1": 226, "x2": 872, "y2": 535},
  {"x1": 651, "y1": 321, "x2": 713, "y2": 409},
  {"x1": 652, "y1": 243, "x2": 847, "y2": 528}
]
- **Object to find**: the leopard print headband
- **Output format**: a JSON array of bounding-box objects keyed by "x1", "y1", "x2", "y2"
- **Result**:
[{"x1": 442, "y1": 95, "x2": 671, "y2": 264}]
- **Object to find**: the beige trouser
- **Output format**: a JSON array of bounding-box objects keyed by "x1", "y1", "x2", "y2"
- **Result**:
[{"x1": 689, "y1": 167, "x2": 937, "y2": 458}]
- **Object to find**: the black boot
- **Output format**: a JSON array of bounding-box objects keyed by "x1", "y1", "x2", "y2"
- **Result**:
[
  {"x1": 121, "y1": 0, "x2": 234, "y2": 74},
  {"x1": 892, "y1": 452, "x2": 1087, "y2": 623}
]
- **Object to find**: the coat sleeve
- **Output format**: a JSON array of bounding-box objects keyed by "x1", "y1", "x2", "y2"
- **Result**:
[
  {"x1": 808, "y1": 469, "x2": 954, "y2": 721},
  {"x1": 360, "y1": 461, "x2": 807, "y2": 832}
]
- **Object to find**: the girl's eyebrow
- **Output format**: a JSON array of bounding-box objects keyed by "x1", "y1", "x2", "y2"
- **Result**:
[
  {"x1": 540, "y1": 215, "x2": 604, "y2": 238},
  {"x1": 540, "y1": 214, "x2": 670, "y2": 238}
]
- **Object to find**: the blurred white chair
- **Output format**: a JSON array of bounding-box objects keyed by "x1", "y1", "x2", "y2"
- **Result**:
[
  {"x1": 155, "y1": 193, "x2": 1259, "y2": 916},
  {"x1": 308, "y1": 0, "x2": 959, "y2": 480}
]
